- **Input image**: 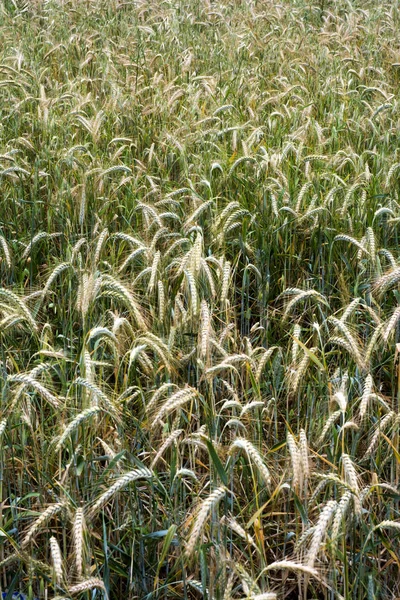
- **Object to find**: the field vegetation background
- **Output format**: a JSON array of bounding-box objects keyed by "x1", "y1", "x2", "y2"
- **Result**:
[{"x1": 0, "y1": 0, "x2": 400, "y2": 598}]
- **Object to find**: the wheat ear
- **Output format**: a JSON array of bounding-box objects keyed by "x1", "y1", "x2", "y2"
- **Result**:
[
  {"x1": 229, "y1": 438, "x2": 271, "y2": 486},
  {"x1": 49, "y1": 536, "x2": 63, "y2": 585},
  {"x1": 68, "y1": 578, "x2": 107, "y2": 597},
  {"x1": 374, "y1": 266, "x2": 400, "y2": 294},
  {"x1": 266, "y1": 560, "x2": 319, "y2": 577},
  {"x1": 73, "y1": 507, "x2": 85, "y2": 578},
  {"x1": 186, "y1": 486, "x2": 227, "y2": 557},
  {"x1": 359, "y1": 374, "x2": 373, "y2": 420},
  {"x1": 287, "y1": 433, "x2": 301, "y2": 488},
  {"x1": 307, "y1": 500, "x2": 337, "y2": 567},
  {"x1": 9, "y1": 374, "x2": 60, "y2": 408},
  {"x1": 21, "y1": 502, "x2": 65, "y2": 548},
  {"x1": 152, "y1": 387, "x2": 199, "y2": 427},
  {"x1": 90, "y1": 468, "x2": 152, "y2": 517},
  {"x1": 54, "y1": 406, "x2": 102, "y2": 452},
  {"x1": 151, "y1": 429, "x2": 184, "y2": 468}
]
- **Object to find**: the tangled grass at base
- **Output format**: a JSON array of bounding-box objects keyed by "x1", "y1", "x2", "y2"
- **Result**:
[{"x1": 1, "y1": 0, "x2": 400, "y2": 598}]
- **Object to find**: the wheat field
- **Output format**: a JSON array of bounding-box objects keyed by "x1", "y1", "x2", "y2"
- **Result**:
[{"x1": 0, "y1": 0, "x2": 399, "y2": 598}]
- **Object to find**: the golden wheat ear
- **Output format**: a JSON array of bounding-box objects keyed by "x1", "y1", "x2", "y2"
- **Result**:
[
  {"x1": 229, "y1": 438, "x2": 271, "y2": 486},
  {"x1": 373, "y1": 266, "x2": 400, "y2": 295},
  {"x1": 185, "y1": 486, "x2": 227, "y2": 558},
  {"x1": 89, "y1": 468, "x2": 152, "y2": 518}
]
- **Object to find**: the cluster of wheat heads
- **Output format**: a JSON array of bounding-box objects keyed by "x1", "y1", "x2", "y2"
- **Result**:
[{"x1": 0, "y1": 0, "x2": 400, "y2": 598}]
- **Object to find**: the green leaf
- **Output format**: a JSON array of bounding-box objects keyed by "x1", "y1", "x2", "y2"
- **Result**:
[
  {"x1": 292, "y1": 336, "x2": 324, "y2": 370},
  {"x1": 206, "y1": 439, "x2": 228, "y2": 486},
  {"x1": 154, "y1": 524, "x2": 178, "y2": 587},
  {"x1": 293, "y1": 492, "x2": 308, "y2": 526}
]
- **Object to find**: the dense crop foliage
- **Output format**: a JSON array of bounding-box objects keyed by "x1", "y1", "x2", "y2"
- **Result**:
[{"x1": 0, "y1": 0, "x2": 400, "y2": 598}]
